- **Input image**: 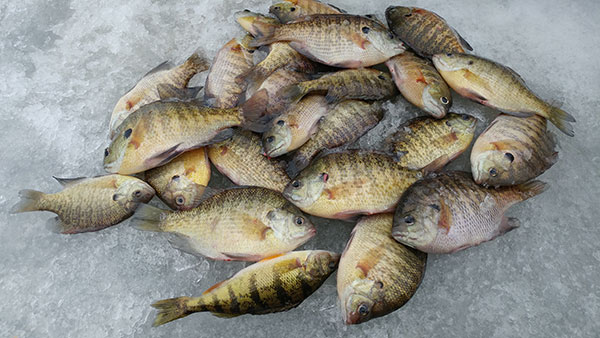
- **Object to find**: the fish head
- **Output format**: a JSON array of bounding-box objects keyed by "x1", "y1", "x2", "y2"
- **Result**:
[
  {"x1": 471, "y1": 150, "x2": 515, "y2": 186},
  {"x1": 162, "y1": 175, "x2": 206, "y2": 210},
  {"x1": 362, "y1": 19, "x2": 406, "y2": 58},
  {"x1": 266, "y1": 206, "x2": 316, "y2": 243},
  {"x1": 304, "y1": 250, "x2": 340, "y2": 278},
  {"x1": 432, "y1": 53, "x2": 474, "y2": 72},
  {"x1": 283, "y1": 165, "x2": 328, "y2": 208},
  {"x1": 269, "y1": 2, "x2": 307, "y2": 23},
  {"x1": 422, "y1": 84, "x2": 452, "y2": 118},
  {"x1": 341, "y1": 279, "x2": 381, "y2": 325},
  {"x1": 235, "y1": 10, "x2": 279, "y2": 36},
  {"x1": 104, "y1": 114, "x2": 146, "y2": 174},
  {"x1": 113, "y1": 178, "x2": 155, "y2": 209},
  {"x1": 262, "y1": 118, "x2": 292, "y2": 157},
  {"x1": 392, "y1": 192, "x2": 440, "y2": 249},
  {"x1": 385, "y1": 6, "x2": 415, "y2": 26}
]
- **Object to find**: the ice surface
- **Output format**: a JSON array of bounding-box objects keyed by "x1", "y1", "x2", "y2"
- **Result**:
[{"x1": 1, "y1": 0, "x2": 599, "y2": 337}]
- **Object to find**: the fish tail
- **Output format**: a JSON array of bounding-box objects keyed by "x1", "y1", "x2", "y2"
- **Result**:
[
  {"x1": 236, "y1": 66, "x2": 268, "y2": 87},
  {"x1": 151, "y1": 296, "x2": 194, "y2": 327},
  {"x1": 515, "y1": 180, "x2": 548, "y2": 201},
  {"x1": 546, "y1": 106, "x2": 575, "y2": 137},
  {"x1": 184, "y1": 50, "x2": 210, "y2": 73},
  {"x1": 287, "y1": 153, "x2": 311, "y2": 178},
  {"x1": 247, "y1": 21, "x2": 279, "y2": 47},
  {"x1": 279, "y1": 83, "x2": 308, "y2": 104},
  {"x1": 131, "y1": 204, "x2": 170, "y2": 232},
  {"x1": 10, "y1": 189, "x2": 45, "y2": 214},
  {"x1": 240, "y1": 89, "x2": 275, "y2": 132}
]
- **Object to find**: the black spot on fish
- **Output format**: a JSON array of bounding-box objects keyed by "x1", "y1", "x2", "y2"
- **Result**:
[{"x1": 227, "y1": 285, "x2": 240, "y2": 314}]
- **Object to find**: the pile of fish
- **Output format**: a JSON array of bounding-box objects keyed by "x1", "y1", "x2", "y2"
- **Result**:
[{"x1": 10, "y1": 0, "x2": 574, "y2": 327}]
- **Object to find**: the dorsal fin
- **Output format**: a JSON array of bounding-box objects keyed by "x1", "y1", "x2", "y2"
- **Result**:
[
  {"x1": 258, "y1": 253, "x2": 284, "y2": 262},
  {"x1": 143, "y1": 60, "x2": 172, "y2": 78},
  {"x1": 52, "y1": 176, "x2": 89, "y2": 188},
  {"x1": 202, "y1": 280, "x2": 226, "y2": 295},
  {"x1": 452, "y1": 28, "x2": 473, "y2": 51}
]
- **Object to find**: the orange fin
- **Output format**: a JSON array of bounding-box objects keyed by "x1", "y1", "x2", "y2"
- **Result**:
[
  {"x1": 350, "y1": 32, "x2": 370, "y2": 50},
  {"x1": 422, "y1": 154, "x2": 450, "y2": 174},
  {"x1": 258, "y1": 253, "x2": 285, "y2": 262},
  {"x1": 203, "y1": 280, "x2": 226, "y2": 295},
  {"x1": 437, "y1": 199, "x2": 452, "y2": 234}
]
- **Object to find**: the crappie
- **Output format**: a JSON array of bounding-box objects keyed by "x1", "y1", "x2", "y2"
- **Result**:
[
  {"x1": 109, "y1": 52, "x2": 209, "y2": 138},
  {"x1": 279, "y1": 68, "x2": 397, "y2": 105},
  {"x1": 262, "y1": 95, "x2": 329, "y2": 157},
  {"x1": 288, "y1": 100, "x2": 383, "y2": 177},
  {"x1": 205, "y1": 35, "x2": 255, "y2": 108},
  {"x1": 384, "y1": 113, "x2": 477, "y2": 171},
  {"x1": 144, "y1": 148, "x2": 211, "y2": 210},
  {"x1": 392, "y1": 171, "x2": 547, "y2": 253},
  {"x1": 283, "y1": 151, "x2": 422, "y2": 219},
  {"x1": 471, "y1": 114, "x2": 557, "y2": 187},
  {"x1": 386, "y1": 51, "x2": 451, "y2": 118},
  {"x1": 133, "y1": 187, "x2": 315, "y2": 261},
  {"x1": 432, "y1": 53, "x2": 575, "y2": 136},
  {"x1": 338, "y1": 214, "x2": 426, "y2": 325},
  {"x1": 103, "y1": 96, "x2": 268, "y2": 175},
  {"x1": 151, "y1": 250, "x2": 339, "y2": 326},
  {"x1": 270, "y1": 0, "x2": 343, "y2": 23},
  {"x1": 385, "y1": 6, "x2": 472, "y2": 58},
  {"x1": 235, "y1": 11, "x2": 315, "y2": 86},
  {"x1": 249, "y1": 14, "x2": 405, "y2": 68},
  {"x1": 208, "y1": 130, "x2": 291, "y2": 193},
  {"x1": 11, "y1": 175, "x2": 154, "y2": 234}
]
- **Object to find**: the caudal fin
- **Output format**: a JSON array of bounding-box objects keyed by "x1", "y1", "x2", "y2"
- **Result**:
[
  {"x1": 287, "y1": 153, "x2": 311, "y2": 178},
  {"x1": 247, "y1": 21, "x2": 279, "y2": 47},
  {"x1": 279, "y1": 83, "x2": 308, "y2": 105},
  {"x1": 151, "y1": 297, "x2": 193, "y2": 327},
  {"x1": 515, "y1": 180, "x2": 548, "y2": 200},
  {"x1": 240, "y1": 89, "x2": 274, "y2": 132},
  {"x1": 184, "y1": 51, "x2": 210, "y2": 73},
  {"x1": 131, "y1": 204, "x2": 170, "y2": 232},
  {"x1": 546, "y1": 106, "x2": 575, "y2": 137},
  {"x1": 10, "y1": 189, "x2": 45, "y2": 214}
]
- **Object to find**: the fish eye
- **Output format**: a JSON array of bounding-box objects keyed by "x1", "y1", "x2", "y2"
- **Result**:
[
  {"x1": 378, "y1": 74, "x2": 386, "y2": 80},
  {"x1": 358, "y1": 304, "x2": 369, "y2": 315},
  {"x1": 362, "y1": 26, "x2": 370, "y2": 34},
  {"x1": 248, "y1": 49, "x2": 255, "y2": 54},
  {"x1": 328, "y1": 261, "x2": 336, "y2": 270},
  {"x1": 468, "y1": 60, "x2": 474, "y2": 65},
  {"x1": 243, "y1": 9, "x2": 250, "y2": 12},
  {"x1": 388, "y1": 32, "x2": 394, "y2": 39},
  {"x1": 505, "y1": 153, "x2": 515, "y2": 162},
  {"x1": 112, "y1": 194, "x2": 118, "y2": 201},
  {"x1": 277, "y1": 120, "x2": 285, "y2": 126},
  {"x1": 461, "y1": 114, "x2": 470, "y2": 120},
  {"x1": 133, "y1": 190, "x2": 142, "y2": 198},
  {"x1": 404, "y1": 13, "x2": 412, "y2": 17},
  {"x1": 104, "y1": 148, "x2": 109, "y2": 157},
  {"x1": 446, "y1": 53, "x2": 453, "y2": 57},
  {"x1": 171, "y1": 175, "x2": 180, "y2": 181},
  {"x1": 366, "y1": 14, "x2": 373, "y2": 18},
  {"x1": 375, "y1": 281, "x2": 384, "y2": 289},
  {"x1": 124, "y1": 128, "x2": 132, "y2": 138},
  {"x1": 266, "y1": 136, "x2": 275, "y2": 143},
  {"x1": 321, "y1": 173, "x2": 328, "y2": 182},
  {"x1": 291, "y1": 180, "x2": 301, "y2": 188},
  {"x1": 489, "y1": 168, "x2": 498, "y2": 177},
  {"x1": 404, "y1": 215, "x2": 415, "y2": 224},
  {"x1": 290, "y1": 6, "x2": 296, "y2": 12},
  {"x1": 295, "y1": 216, "x2": 304, "y2": 225},
  {"x1": 273, "y1": 6, "x2": 279, "y2": 10},
  {"x1": 175, "y1": 196, "x2": 185, "y2": 205},
  {"x1": 429, "y1": 204, "x2": 441, "y2": 211},
  {"x1": 440, "y1": 97, "x2": 449, "y2": 104},
  {"x1": 445, "y1": 120, "x2": 452, "y2": 127}
]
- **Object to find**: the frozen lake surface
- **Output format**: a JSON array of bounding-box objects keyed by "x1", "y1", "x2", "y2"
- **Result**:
[{"x1": 1, "y1": 0, "x2": 599, "y2": 337}]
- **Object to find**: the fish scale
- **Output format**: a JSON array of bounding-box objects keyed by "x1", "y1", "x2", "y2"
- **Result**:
[
  {"x1": 337, "y1": 214, "x2": 426, "y2": 324},
  {"x1": 208, "y1": 130, "x2": 290, "y2": 192},
  {"x1": 270, "y1": 0, "x2": 343, "y2": 23},
  {"x1": 289, "y1": 100, "x2": 383, "y2": 176},
  {"x1": 392, "y1": 171, "x2": 547, "y2": 253}
]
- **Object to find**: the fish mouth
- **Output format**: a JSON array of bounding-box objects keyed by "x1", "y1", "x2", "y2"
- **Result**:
[
  {"x1": 471, "y1": 158, "x2": 485, "y2": 184},
  {"x1": 431, "y1": 55, "x2": 446, "y2": 69}
]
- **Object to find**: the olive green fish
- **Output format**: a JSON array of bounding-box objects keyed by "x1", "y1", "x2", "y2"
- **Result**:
[
  {"x1": 283, "y1": 150, "x2": 422, "y2": 219},
  {"x1": 471, "y1": 114, "x2": 557, "y2": 187},
  {"x1": 235, "y1": 11, "x2": 315, "y2": 86},
  {"x1": 144, "y1": 148, "x2": 211, "y2": 210},
  {"x1": 151, "y1": 250, "x2": 339, "y2": 326},
  {"x1": 338, "y1": 214, "x2": 426, "y2": 325},
  {"x1": 262, "y1": 95, "x2": 329, "y2": 158},
  {"x1": 288, "y1": 100, "x2": 383, "y2": 177},
  {"x1": 386, "y1": 51, "x2": 451, "y2": 118},
  {"x1": 207, "y1": 130, "x2": 291, "y2": 193},
  {"x1": 270, "y1": 0, "x2": 343, "y2": 23},
  {"x1": 109, "y1": 52, "x2": 209, "y2": 138},
  {"x1": 103, "y1": 95, "x2": 268, "y2": 175},
  {"x1": 204, "y1": 35, "x2": 256, "y2": 108},
  {"x1": 392, "y1": 171, "x2": 547, "y2": 254},
  {"x1": 11, "y1": 175, "x2": 154, "y2": 234},
  {"x1": 249, "y1": 14, "x2": 405, "y2": 68},
  {"x1": 134, "y1": 187, "x2": 316, "y2": 261},
  {"x1": 385, "y1": 6, "x2": 472, "y2": 58},
  {"x1": 280, "y1": 68, "x2": 398, "y2": 105},
  {"x1": 432, "y1": 53, "x2": 576, "y2": 136},
  {"x1": 384, "y1": 113, "x2": 477, "y2": 171}
]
